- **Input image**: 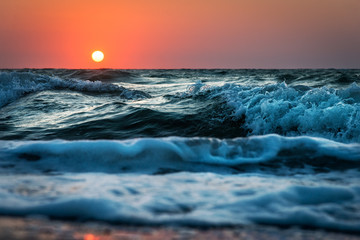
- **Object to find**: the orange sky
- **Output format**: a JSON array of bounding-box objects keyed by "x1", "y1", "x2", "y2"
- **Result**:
[{"x1": 1, "y1": 0, "x2": 359, "y2": 68}]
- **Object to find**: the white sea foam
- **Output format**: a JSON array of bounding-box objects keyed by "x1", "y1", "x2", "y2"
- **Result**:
[
  {"x1": 0, "y1": 71, "x2": 150, "y2": 107},
  {"x1": 182, "y1": 81, "x2": 360, "y2": 142}
]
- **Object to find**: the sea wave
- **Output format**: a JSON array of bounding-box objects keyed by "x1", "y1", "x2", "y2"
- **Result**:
[
  {"x1": 0, "y1": 71, "x2": 150, "y2": 107},
  {"x1": 1, "y1": 135, "x2": 359, "y2": 174},
  {"x1": 1, "y1": 69, "x2": 360, "y2": 233},
  {"x1": 179, "y1": 81, "x2": 360, "y2": 142}
]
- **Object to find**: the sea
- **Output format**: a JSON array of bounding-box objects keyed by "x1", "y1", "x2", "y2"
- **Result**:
[{"x1": 0, "y1": 69, "x2": 359, "y2": 233}]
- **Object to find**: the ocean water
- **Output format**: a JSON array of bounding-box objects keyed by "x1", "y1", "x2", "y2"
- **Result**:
[{"x1": 0, "y1": 69, "x2": 359, "y2": 232}]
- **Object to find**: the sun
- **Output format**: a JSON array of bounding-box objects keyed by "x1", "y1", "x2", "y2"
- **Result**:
[{"x1": 92, "y1": 50, "x2": 104, "y2": 62}]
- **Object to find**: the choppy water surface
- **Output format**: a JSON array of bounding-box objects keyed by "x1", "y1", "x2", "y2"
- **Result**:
[{"x1": 0, "y1": 69, "x2": 359, "y2": 232}]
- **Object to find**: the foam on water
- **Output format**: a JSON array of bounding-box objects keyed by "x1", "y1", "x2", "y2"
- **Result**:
[{"x1": 0, "y1": 71, "x2": 150, "y2": 107}]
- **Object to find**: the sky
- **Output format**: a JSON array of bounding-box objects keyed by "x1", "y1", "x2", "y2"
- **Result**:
[{"x1": 1, "y1": 0, "x2": 359, "y2": 69}]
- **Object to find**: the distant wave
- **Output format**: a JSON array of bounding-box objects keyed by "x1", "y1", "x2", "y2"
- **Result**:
[
  {"x1": 1, "y1": 135, "x2": 359, "y2": 175},
  {"x1": 0, "y1": 71, "x2": 150, "y2": 107},
  {"x1": 62, "y1": 69, "x2": 134, "y2": 81}
]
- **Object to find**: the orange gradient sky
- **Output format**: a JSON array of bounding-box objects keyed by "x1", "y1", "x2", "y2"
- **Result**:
[{"x1": 1, "y1": 0, "x2": 359, "y2": 68}]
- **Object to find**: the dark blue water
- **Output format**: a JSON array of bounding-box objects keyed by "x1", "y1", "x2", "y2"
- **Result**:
[{"x1": 0, "y1": 69, "x2": 359, "y2": 232}]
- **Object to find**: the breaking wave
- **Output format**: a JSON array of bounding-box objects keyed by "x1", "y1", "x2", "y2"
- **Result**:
[
  {"x1": 1, "y1": 135, "x2": 359, "y2": 174},
  {"x1": 179, "y1": 81, "x2": 360, "y2": 142}
]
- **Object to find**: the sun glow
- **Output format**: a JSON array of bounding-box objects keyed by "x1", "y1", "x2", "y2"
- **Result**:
[{"x1": 91, "y1": 51, "x2": 104, "y2": 62}]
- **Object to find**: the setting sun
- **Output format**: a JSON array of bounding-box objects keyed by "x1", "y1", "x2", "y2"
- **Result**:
[{"x1": 92, "y1": 51, "x2": 104, "y2": 63}]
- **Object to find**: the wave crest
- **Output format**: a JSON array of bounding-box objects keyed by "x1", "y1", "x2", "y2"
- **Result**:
[{"x1": 180, "y1": 82, "x2": 360, "y2": 142}]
